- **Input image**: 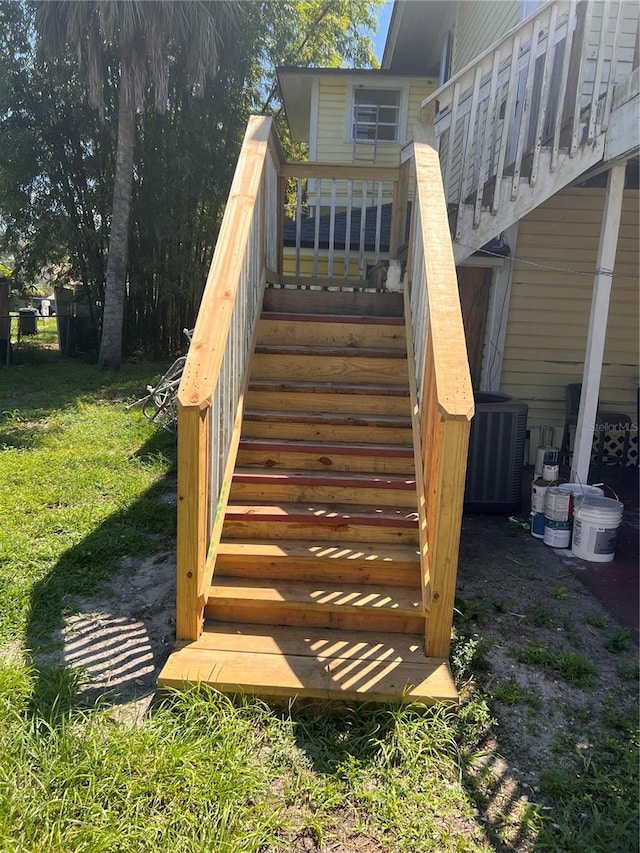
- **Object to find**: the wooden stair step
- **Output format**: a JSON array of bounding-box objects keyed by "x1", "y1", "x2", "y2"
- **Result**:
[
  {"x1": 225, "y1": 502, "x2": 418, "y2": 527},
  {"x1": 243, "y1": 410, "x2": 411, "y2": 429},
  {"x1": 255, "y1": 344, "x2": 406, "y2": 358},
  {"x1": 205, "y1": 577, "x2": 424, "y2": 633},
  {"x1": 230, "y1": 469, "x2": 417, "y2": 508},
  {"x1": 257, "y1": 316, "x2": 407, "y2": 350},
  {"x1": 158, "y1": 623, "x2": 457, "y2": 704},
  {"x1": 248, "y1": 379, "x2": 409, "y2": 396},
  {"x1": 262, "y1": 288, "x2": 404, "y2": 317},
  {"x1": 216, "y1": 540, "x2": 421, "y2": 586},
  {"x1": 260, "y1": 312, "x2": 405, "y2": 325},
  {"x1": 223, "y1": 502, "x2": 419, "y2": 544},
  {"x1": 236, "y1": 438, "x2": 414, "y2": 474},
  {"x1": 251, "y1": 352, "x2": 408, "y2": 384},
  {"x1": 241, "y1": 418, "x2": 412, "y2": 446},
  {"x1": 239, "y1": 438, "x2": 413, "y2": 457},
  {"x1": 232, "y1": 470, "x2": 416, "y2": 489},
  {"x1": 246, "y1": 380, "x2": 410, "y2": 416}
]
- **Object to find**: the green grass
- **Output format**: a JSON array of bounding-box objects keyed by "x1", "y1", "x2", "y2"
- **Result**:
[
  {"x1": 510, "y1": 643, "x2": 598, "y2": 688},
  {"x1": 0, "y1": 355, "x2": 637, "y2": 852},
  {"x1": 0, "y1": 356, "x2": 501, "y2": 852}
]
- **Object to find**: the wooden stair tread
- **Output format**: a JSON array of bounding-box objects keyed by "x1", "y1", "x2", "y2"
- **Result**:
[
  {"x1": 215, "y1": 539, "x2": 420, "y2": 585},
  {"x1": 248, "y1": 379, "x2": 409, "y2": 396},
  {"x1": 217, "y1": 540, "x2": 419, "y2": 563},
  {"x1": 224, "y1": 503, "x2": 419, "y2": 528},
  {"x1": 233, "y1": 469, "x2": 416, "y2": 489},
  {"x1": 243, "y1": 410, "x2": 411, "y2": 428},
  {"x1": 255, "y1": 344, "x2": 406, "y2": 358},
  {"x1": 238, "y1": 438, "x2": 413, "y2": 456},
  {"x1": 209, "y1": 577, "x2": 422, "y2": 613},
  {"x1": 158, "y1": 623, "x2": 458, "y2": 704},
  {"x1": 262, "y1": 288, "x2": 404, "y2": 317},
  {"x1": 260, "y1": 311, "x2": 405, "y2": 326}
]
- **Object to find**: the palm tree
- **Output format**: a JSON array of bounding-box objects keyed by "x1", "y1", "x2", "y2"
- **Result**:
[{"x1": 36, "y1": 1, "x2": 238, "y2": 370}]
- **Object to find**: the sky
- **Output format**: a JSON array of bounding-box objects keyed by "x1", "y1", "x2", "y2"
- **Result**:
[{"x1": 372, "y1": 1, "x2": 394, "y2": 62}]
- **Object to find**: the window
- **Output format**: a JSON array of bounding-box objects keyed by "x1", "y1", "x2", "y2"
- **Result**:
[
  {"x1": 351, "y1": 88, "x2": 401, "y2": 143},
  {"x1": 439, "y1": 30, "x2": 454, "y2": 86}
]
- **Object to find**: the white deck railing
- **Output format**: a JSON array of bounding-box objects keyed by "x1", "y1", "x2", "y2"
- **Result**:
[
  {"x1": 280, "y1": 163, "x2": 401, "y2": 281},
  {"x1": 422, "y1": 0, "x2": 637, "y2": 240}
]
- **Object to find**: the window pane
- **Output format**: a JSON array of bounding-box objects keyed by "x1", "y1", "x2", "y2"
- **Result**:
[{"x1": 352, "y1": 88, "x2": 401, "y2": 143}]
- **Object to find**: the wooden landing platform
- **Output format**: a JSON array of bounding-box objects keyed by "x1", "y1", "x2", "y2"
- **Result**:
[{"x1": 158, "y1": 623, "x2": 458, "y2": 705}]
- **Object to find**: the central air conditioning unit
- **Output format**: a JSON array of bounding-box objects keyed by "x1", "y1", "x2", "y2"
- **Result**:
[{"x1": 465, "y1": 392, "x2": 528, "y2": 514}]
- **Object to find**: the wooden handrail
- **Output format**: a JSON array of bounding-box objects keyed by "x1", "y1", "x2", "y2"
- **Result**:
[
  {"x1": 179, "y1": 117, "x2": 283, "y2": 410},
  {"x1": 409, "y1": 123, "x2": 474, "y2": 658},
  {"x1": 412, "y1": 125, "x2": 474, "y2": 421},
  {"x1": 176, "y1": 116, "x2": 282, "y2": 641}
]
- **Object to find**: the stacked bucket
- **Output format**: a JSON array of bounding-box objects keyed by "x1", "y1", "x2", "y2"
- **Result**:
[
  {"x1": 530, "y1": 446, "x2": 561, "y2": 540},
  {"x1": 530, "y1": 446, "x2": 624, "y2": 561}
]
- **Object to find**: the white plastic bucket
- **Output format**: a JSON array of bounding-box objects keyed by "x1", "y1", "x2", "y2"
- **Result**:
[
  {"x1": 543, "y1": 518, "x2": 572, "y2": 548},
  {"x1": 572, "y1": 497, "x2": 624, "y2": 563}
]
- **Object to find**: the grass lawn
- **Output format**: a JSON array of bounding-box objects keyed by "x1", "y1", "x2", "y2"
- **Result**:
[{"x1": 0, "y1": 349, "x2": 637, "y2": 852}]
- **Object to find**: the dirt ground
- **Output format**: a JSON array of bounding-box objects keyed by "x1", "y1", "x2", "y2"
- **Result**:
[{"x1": 39, "y1": 496, "x2": 638, "y2": 844}]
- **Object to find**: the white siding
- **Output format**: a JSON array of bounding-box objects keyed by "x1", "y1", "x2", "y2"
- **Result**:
[{"x1": 500, "y1": 187, "x2": 639, "y2": 434}]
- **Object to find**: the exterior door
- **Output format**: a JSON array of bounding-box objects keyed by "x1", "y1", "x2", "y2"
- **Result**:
[{"x1": 457, "y1": 266, "x2": 492, "y2": 390}]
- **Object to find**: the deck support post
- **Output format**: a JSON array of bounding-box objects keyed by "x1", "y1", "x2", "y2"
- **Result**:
[{"x1": 571, "y1": 162, "x2": 625, "y2": 485}]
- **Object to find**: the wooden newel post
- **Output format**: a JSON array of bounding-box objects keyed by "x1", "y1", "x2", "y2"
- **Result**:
[{"x1": 176, "y1": 403, "x2": 210, "y2": 641}]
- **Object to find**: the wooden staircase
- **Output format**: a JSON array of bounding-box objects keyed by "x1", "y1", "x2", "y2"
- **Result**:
[{"x1": 159, "y1": 287, "x2": 457, "y2": 703}]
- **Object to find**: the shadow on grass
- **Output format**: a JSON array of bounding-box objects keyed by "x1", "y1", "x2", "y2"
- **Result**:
[{"x1": 24, "y1": 431, "x2": 177, "y2": 715}]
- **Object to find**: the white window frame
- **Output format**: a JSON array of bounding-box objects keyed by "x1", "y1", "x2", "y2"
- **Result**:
[{"x1": 344, "y1": 79, "x2": 410, "y2": 145}]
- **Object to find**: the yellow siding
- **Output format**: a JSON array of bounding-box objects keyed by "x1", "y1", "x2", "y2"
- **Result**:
[
  {"x1": 500, "y1": 188, "x2": 639, "y2": 438},
  {"x1": 316, "y1": 79, "x2": 353, "y2": 164},
  {"x1": 315, "y1": 77, "x2": 436, "y2": 165},
  {"x1": 282, "y1": 249, "x2": 378, "y2": 279},
  {"x1": 407, "y1": 79, "x2": 435, "y2": 130},
  {"x1": 452, "y1": 1, "x2": 521, "y2": 74}
]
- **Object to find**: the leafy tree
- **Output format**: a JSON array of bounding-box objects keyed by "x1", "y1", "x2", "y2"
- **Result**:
[
  {"x1": 1, "y1": 0, "x2": 382, "y2": 361},
  {"x1": 36, "y1": 0, "x2": 242, "y2": 370}
]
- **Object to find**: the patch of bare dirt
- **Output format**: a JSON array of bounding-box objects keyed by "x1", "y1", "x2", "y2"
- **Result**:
[{"x1": 39, "y1": 550, "x2": 176, "y2": 723}]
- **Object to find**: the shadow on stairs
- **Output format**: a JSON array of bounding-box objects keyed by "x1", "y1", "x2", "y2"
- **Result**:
[{"x1": 158, "y1": 286, "x2": 458, "y2": 705}]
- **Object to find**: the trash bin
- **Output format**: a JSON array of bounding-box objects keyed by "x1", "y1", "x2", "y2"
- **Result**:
[{"x1": 18, "y1": 308, "x2": 38, "y2": 336}]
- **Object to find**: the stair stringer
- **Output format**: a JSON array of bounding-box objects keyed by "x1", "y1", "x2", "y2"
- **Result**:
[{"x1": 452, "y1": 139, "x2": 606, "y2": 264}]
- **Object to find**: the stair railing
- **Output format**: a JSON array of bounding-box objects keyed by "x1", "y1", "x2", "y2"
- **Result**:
[
  {"x1": 421, "y1": 0, "x2": 633, "y2": 247},
  {"x1": 176, "y1": 116, "x2": 282, "y2": 641},
  {"x1": 405, "y1": 124, "x2": 474, "y2": 658},
  {"x1": 281, "y1": 162, "x2": 401, "y2": 281}
]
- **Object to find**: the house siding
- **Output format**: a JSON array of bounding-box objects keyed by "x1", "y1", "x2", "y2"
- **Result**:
[
  {"x1": 315, "y1": 77, "x2": 436, "y2": 165},
  {"x1": 452, "y1": 1, "x2": 522, "y2": 75},
  {"x1": 499, "y1": 187, "x2": 639, "y2": 437}
]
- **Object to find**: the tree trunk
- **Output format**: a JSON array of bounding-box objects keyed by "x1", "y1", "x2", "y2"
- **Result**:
[{"x1": 99, "y1": 82, "x2": 136, "y2": 371}]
